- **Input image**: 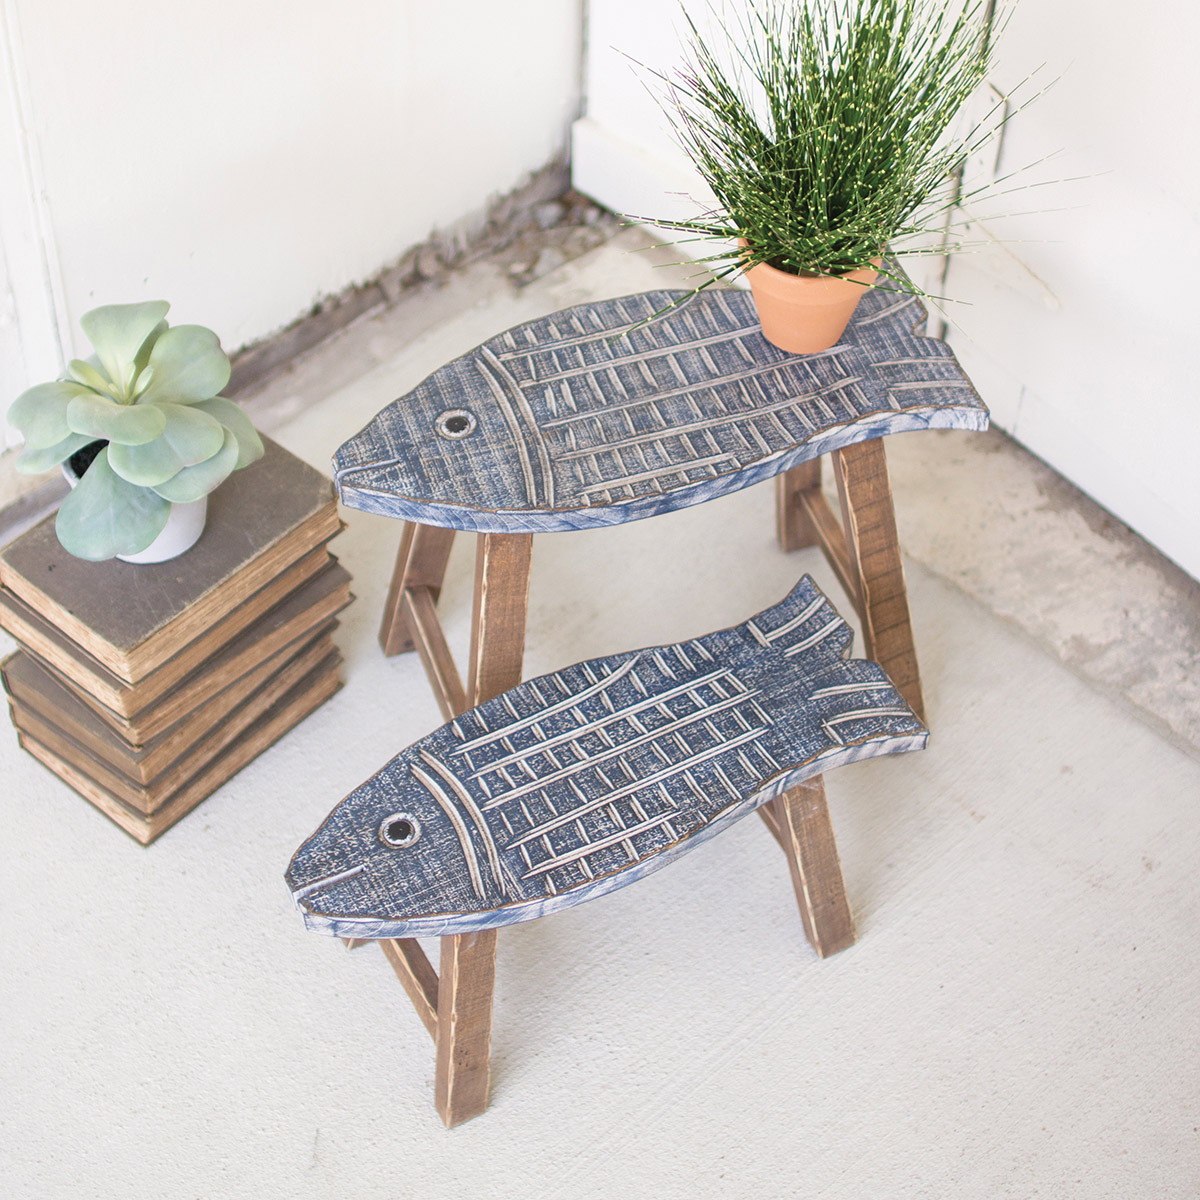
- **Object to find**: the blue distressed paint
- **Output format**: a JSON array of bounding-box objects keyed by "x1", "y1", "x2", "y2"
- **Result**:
[
  {"x1": 286, "y1": 577, "x2": 926, "y2": 939},
  {"x1": 332, "y1": 283, "x2": 988, "y2": 533}
]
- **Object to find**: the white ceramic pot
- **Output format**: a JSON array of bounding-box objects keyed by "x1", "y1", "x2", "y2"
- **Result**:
[
  {"x1": 62, "y1": 442, "x2": 208, "y2": 564},
  {"x1": 115, "y1": 494, "x2": 208, "y2": 563}
]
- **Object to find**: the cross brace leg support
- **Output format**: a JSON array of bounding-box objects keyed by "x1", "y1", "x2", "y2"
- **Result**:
[{"x1": 379, "y1": 523, "x2": 457, "y2": 656}]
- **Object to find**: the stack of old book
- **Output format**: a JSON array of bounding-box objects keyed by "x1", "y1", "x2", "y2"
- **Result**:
[{"x1": 0, "y1": 437, "x2": 352, "y2": 843}]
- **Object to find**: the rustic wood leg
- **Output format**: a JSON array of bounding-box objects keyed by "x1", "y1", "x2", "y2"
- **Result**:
[
  {"x1": 435, "y1": 929, "x2": 499, "y2": 1127},
  {"x1": 831, "y1": 439, "x2": 925, "y2": 722},
  {"x1": 466, "y1": 533, "x2": 533, "y2": 705},
  {"x1": 768, "y1": 778, "x2": 855, "y2": 958},
  {"x1": 433, "y1": 531, "x2": 533, "y2": 1127},
  {"x1": 378, "y1": 523, "x2": 457, "y2": 656},
  {"x1": 776, "y1": 459, "x2": 823, "y2": 551}
]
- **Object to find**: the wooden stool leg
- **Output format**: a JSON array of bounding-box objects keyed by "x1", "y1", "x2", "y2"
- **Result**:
[
  {"x1": 434, "y1": 531, "x2": 533, "y2": 1127},
  {"x1": 466, "y1": 533, "x2": 533, "y2": 704},
  {"x1": 435, "y1": 930, "x2": 499, "y2": 1127},
  {"x1": 769, "y1": 778, "x2": 855, "y2": 958},
  {"x1": 776, "y1": 459, "x2": 823, "y2": 551},
  {"x1": 378, "y1": 523, "x2": 457, "y2": 656},
  {"x1": 831, "y1": 440, "x2": 925, "y2": 722}
]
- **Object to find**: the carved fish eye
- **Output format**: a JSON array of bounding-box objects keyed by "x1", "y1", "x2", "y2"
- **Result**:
[
  {"x1": 435, "y1": 408, "x2": 477, "y2": 440},
  {"x1": 379, "y1": 814, "x2": 421, "y2": 848}
]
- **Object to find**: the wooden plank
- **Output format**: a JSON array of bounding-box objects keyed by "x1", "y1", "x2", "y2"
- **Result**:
[
  {"x1": 466, "y1": 533, "x2": 532, "y2": 708},
  {"x1": 338, "y1": 532, "x2": 532, "y2": 1125},
  {"x1": 772, "y1": 460, "x2": 862, "y2": 614},
  {"x1": 402, "y1": 586, "x2": 467, "y2": 721},
  {"x1": 832, "y1": 439, "x2": 925, "y2": 722},
  {"x1": 753, "y1": 742, "x2": 859, "y2": 960},
  {"x1": 756, "y1": 799, "x2": 785, "y2": 849},
  {"x1": 380, "y1": 938, "x2": 439, "y2": 1040},
  {"x1": 775, "y1": 459, "x2": 822, "y2": 551},
  {"x1": 379, "y1": 523, "x2": 456, "y2": 655},
  {"x1": 435, "y1": 929, "x2": 498, "y2": 1128},
  {"x1": 287, "y1": 577, "x2": 927, "y2": 941},
  {"x1": 332, "y1": 283, "x2": 987, "y2": 534},
  {"x1": 771, "y1": 778, "x2": 856, "y2": 958}
]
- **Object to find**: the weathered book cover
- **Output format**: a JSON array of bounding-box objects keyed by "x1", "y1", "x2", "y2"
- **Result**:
[
  {"x1": 0, "y1": 436, "x2": 340, "y2": 683},
  {"x1": 11, "y1": 648, "x2": 342, "y2": 809},
  {"x1": 4, "y1": 630, "x2": 338, "y2": 782},
  {"x1": 0, "y1": 555, "x2": 350, "y2": 718},
  {"x1": 17, "y1": 657, "x2": 344, "y2": 843}
]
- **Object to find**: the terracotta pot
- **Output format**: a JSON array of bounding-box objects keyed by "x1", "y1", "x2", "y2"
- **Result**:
[
  {"x1": 741, "y1": 248, "x2": 881, "y2": 354},
  {"x1": 62, "y1": 440, "x2": 208, "y2": 564}
]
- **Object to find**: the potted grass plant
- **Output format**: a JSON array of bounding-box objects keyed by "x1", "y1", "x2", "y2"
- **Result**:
[
  {"x1": 8, "y1": 301, "x2": 263, "y2": 563},
  {"x1": 641, "y1": 0, "x2": 1014, "y2": 353}
]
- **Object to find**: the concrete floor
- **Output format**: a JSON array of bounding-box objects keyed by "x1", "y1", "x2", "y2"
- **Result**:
[{"x1": 3, "y1": 229, "x2": 1198, "y2": 1198}]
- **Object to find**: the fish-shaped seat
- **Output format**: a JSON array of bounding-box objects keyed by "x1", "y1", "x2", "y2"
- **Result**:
[
  {"x1": 332, "y1": 283, "x2": 986, "y2": 533},
  {"x1": 287, "y1": 576, "x2": 927, "y2": 940}
]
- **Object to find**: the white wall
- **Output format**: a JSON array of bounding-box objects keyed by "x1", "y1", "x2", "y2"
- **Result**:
[
  {"x1": 1, "y1": 0, "x2": 583, "y2": 404},
  {"x1": 572, "y1": 1, "x2": 747, "y2": 282},
  {"x1": 937, "y1": 0, "x2": 1200, "y2": 582},
  {"x1": 573, "y1": 0, "x2": 1200, "y2": 580}
]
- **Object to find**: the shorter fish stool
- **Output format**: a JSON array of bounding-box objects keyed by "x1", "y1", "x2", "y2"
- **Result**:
[{"x1": 288, "y1": 578, "x2": 927, "y2": 1125}]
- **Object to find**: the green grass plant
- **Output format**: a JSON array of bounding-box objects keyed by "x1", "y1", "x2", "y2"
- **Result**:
[{"x1": 643, "y1": 0, "x2": 1011, "y2": 288}]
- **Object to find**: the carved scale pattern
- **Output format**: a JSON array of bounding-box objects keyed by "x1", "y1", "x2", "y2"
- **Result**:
[
  {"x1": 287, "y1": 577, "x2": 927, "y2": 939},
  {"x1": 332, "y1": 282, "x2": 988, "y2": 532}
]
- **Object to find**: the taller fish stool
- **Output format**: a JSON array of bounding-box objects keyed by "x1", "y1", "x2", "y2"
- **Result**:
[{"x1": 331, "y1": 281, "x2": 988, "y2": 1124}]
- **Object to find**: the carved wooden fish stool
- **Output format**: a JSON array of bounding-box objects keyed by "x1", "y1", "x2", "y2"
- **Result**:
[
  {"x1": 334, "y1": 277, "x2": 988, "y2": 762},
  {"x1": 332, "y1": 283, "x2": 987, "y2": 534},
  {"x1": 287, "y1": 576, "x2": 927, "y2": 1122}
]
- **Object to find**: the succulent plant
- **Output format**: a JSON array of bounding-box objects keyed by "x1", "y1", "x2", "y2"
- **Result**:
[{"x1": 7, "y1": 301, "x2": 263, "y2": 561}]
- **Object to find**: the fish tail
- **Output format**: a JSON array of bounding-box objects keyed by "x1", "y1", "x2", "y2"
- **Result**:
[
  {"x1": 740, "y1": 576, "x2": 854, "y2": 663},
  {"x1": 741, "y1": 577, "x2": 926, "y2": 747}
]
